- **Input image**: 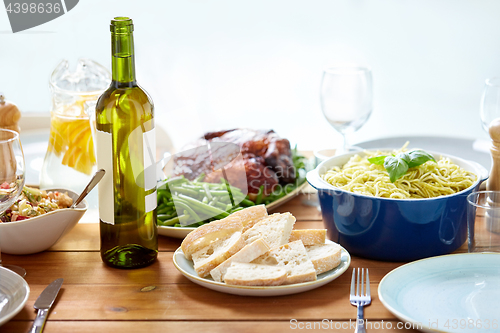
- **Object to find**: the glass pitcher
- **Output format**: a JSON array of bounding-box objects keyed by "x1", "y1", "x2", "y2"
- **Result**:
[{"x1": 40, "y1": 59, "x2": 110, "y2": 209}]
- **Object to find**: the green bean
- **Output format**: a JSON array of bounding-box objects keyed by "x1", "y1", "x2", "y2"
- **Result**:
[
  {"x1": 239, "y1": 198, "x2": 255, "y2": 207},
  {"x1": 157, "y1": 213, "x2": 177, "y2": 220},
  {"x1": 202, "y1": 196, "x2": 208, "y2": 204},
  {"x1": 158, "y1": 216, "x2": 180, "y2": 226},
  {"x1": 203, "y1": 183, "x2": 213, "y2": 200},
  {"x1": 172, "y1": 200, "x2": 201, "y2": 223},
  {"x1": 213, "y1": 201, "x2": 228, "y2": 210},
  {"x1": 255, "y1": 185, "x2": 264, "y2": 205},
  {"x1": 177, "y1": 194, "x2": 229, "y2": 217},
  {"x1": 170, "y1": 186, "x2": 200, "y2": 197},
  {"x1": 157, "y1": 190, "x2": 168, "y2": 203},
  {"x1": 180, "y1": 184, "x2": 201, "y2": 190},
  {"x1": 157, "y1": 206, "x2": 172, "y2": 214}
]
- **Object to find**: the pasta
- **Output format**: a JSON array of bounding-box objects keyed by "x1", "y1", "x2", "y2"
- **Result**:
[{"x1": 321, "y1": 146, "x2": 477, "y2": 199}]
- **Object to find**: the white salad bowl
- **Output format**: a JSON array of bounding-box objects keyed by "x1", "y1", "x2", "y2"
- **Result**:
[{"x1": 0, "y1": 188, "x2": 87, "y2": 255}]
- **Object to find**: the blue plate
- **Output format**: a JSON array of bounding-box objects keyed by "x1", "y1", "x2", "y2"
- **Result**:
[{"x1": 378, "y1": 253, "x2": 500, "y2": 333}]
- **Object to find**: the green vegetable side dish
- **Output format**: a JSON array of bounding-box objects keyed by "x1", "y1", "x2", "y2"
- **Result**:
[
  {"x1": 156, "y1": 146, "x2": 307, "y2": 228},
  {"x1": 368, "y1": 149, "x2": 436, "y2": 183}
]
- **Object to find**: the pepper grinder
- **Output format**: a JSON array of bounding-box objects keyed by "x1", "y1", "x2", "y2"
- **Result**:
[
  {"x1": 488, "y1": 118, "x2": 500, "y2": 191},
  {"x1": 0, "y1": 93, "x2": 21, "y2": 133},
  {"x1": 486, "y1": 118, "x2": 500, "y2": 234}
]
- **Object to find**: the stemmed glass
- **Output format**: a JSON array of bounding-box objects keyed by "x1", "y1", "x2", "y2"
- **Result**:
[
  {"x1": 320, "y1": 66, "x2": 373, "y2": 155},
  {"x1": 0, "y1": 129, "x2": 27, "y2": 277},
  {"x1": 480, "y1": 77, "x2": 500, "y2": 132}
]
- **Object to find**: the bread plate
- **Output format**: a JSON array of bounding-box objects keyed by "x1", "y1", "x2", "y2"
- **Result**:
[
  {"x1": 172, "y1": 239, "x2": 351, "y2": 296},
  {"x1": 158, "y1": 181, "x2": 308, "y2": 239}
]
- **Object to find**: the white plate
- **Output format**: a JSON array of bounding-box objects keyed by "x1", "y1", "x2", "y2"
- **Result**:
[
  {"x1": 172, "y1": 240, "x2": 351, "y2": 296},
  {"x1": 378, "y1": 253, "x2": 500, "y2": 333},
  {"x1": 158, "y1": 181, "x2": 308, "y2": 239},
  {"x1": 0, "y1": 267, "x2": 30, "y2": 327}
]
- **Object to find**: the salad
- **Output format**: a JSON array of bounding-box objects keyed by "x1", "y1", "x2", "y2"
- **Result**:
[{"x1": 0, "y1": 186, "x2": 73, "y2": 222}]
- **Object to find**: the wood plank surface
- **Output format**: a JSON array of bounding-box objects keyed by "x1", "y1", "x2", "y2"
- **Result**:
[
  {"x1": 1, "y1": 320, "x2": 421, "y2": 333},
  {"x1": 0, "y1": 194, "x2": 423, "y2": 332}
]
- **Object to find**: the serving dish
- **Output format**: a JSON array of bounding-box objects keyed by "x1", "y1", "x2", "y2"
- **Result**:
[
  {"x1": 0, "y1": 266, "x2": 30, "y2": 326},
  {"x1": 157, "y1": 179, "x2": 308, "y2": 239},
  {"x1": 378, "y1": 253, "x2": 500, "y2": 333},
  {"x1": 306, "y1": 149, "x2": 489, "y2": 261},
  {"x1": 172, "y1": 239, "x2": 351, "y2": 296},
  {"x1": 0, "y1": 188, "x2": 87, "y2": 255},
  {"x1": 357, "y1": 135, "x2": 490, "y2": 170}
]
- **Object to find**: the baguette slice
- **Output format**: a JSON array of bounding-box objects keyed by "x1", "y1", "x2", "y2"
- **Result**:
[
  {"x1": 230, "y1": 205, "x2": 268, "y2": 233},
  {"x1": 306, "y1": 243, "x2": 342, "y2": 275},
  {"x1": 181, "y1": 216, "x2": 243, "y2": 260},
  {"x1": 252, "y1": 240, "x2": 317, "y2": 284},
  {"x1": 243, "y1": 213, "x2": 295, "y2": 249},
  {"x1": 289, "y1": 229, "x2": 326, "y2": 246},
  {"x1": 224, "y1": 262, "x2": 287, "y2": 286},
  {"x1": 192, "y1": 231, "x2": 246, "y2": 278},
  {"x1": 210, "y1": 238, "x2": 270, "y2": 282},
  {"x1": 181, "y1": 205, "x2": 267, "y2": 260}
]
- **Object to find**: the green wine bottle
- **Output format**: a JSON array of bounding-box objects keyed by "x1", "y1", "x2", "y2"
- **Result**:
[{"x1": 95, "y1": 17, "x2": 158, "y2": 268}]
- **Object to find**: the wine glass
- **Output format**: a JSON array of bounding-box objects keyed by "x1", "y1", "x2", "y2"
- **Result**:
[
  {"x1": 0, "y1": 128, "x2": 27, "y2": 277},
  {"x1": 480, "y1": 77, "x2": 500, "y2": 132},
  {"x1": 320, "y1": 66, "x2": 373, "y2": 155}
]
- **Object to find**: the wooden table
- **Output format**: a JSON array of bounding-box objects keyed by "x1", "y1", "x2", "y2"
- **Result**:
[{"x1": 2, "y1": 194, "x2": 445, "y2": 333}]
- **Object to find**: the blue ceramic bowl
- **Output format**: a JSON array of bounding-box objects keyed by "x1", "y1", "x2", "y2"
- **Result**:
[{"x1": 307, "y1": 150, "x2": 488, "y2": 261}]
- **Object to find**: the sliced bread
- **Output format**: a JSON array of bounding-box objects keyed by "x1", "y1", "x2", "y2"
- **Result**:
[
  {"x1": 243, "y1": 212, "x2": 296, "y2": 249},
  {"x1": 230, "y1": 205, "x2": 268, "y2": 233},
  {"x1": 192, "y1": 231, "x2": 246, "y2": 278},
  {"x1": 252, "y1": 240, "x2": 317, "y2": 284},
  {"x1": 305, "y1": 243, "x2": 342, "y2": 275},
  {"x1": 181, "y1": 216, "x2": 243, "y2": 260},
  {"x1": 181, "y1": 205, "x2": 267, "y2": 260},
  {"x1": 210, "y1": 238, "x2": 270, "y2": 282},
  {"x1": 289, "y1": 229, "x2": 326, "y2": 246},
  {"x1": 224, "y1": 262, "x2": 287, "y2": 286}
]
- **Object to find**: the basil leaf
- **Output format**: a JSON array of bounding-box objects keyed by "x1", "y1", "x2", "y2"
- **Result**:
[
  {"x1": 384, "y1": 156, "x2": 409, "y2": 182},
  {"x1": 407, "y1": 149, "x2": 436, "y2": 168},
  {"x1": 395, "y1": 152, "x2": 411, "y2": 164},
  {"x1": 367, "y1": 155, "x2": 387, "y2": 165}
]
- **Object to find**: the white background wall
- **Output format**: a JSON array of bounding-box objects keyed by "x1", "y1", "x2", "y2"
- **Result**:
[{"x1": 1, "y1": 0, "x2": 499, "y2": 150}]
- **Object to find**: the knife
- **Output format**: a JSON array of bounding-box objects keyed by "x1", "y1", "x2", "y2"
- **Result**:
[{"x1": 29, "y1": 278, "x2": 63, "y2": 333}]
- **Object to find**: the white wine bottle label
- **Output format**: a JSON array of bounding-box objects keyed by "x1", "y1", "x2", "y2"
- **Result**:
[
  {"x1": 145, "y1": 190, "x2": 157, "y2": 214},
  {"x1": 143, "y1": 126, "x2": 157, "y2": 213},
  {"x1": 95, "y1": 129, "x2": 115, "y2": 225},
  {"x1": 143, "y1": 126, "x2": 156, "y2": 191}
]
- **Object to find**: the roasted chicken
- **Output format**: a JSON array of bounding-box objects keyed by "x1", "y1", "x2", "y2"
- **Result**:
[{"x1": 172, "y1": 129, "x2": 296, "y2": 199}]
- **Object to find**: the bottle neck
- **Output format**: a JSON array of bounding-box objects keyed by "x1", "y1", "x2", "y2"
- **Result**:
[{"x1": 111, "y1": 32, "x2": 136, "y2": 84}]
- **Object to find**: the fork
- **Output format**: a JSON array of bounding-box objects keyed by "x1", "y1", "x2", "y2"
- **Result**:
[{"x1": 350, "y1": 268, "x2": 371, "y2": 333}]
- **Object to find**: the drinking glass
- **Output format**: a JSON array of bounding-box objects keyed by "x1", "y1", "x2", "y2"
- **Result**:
[
  {"x1": 0, "y1": 129, "x2": 27, "y2": 277},
  {"x1": 467, "y1": 191, "x2": 500, "y2": 253},
  {"x1": 320, "y1": 66, "x2": 373, "y2": 155},
  {"x1": 480, "y1": 77, "x2": 500, "y2": 132}
]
